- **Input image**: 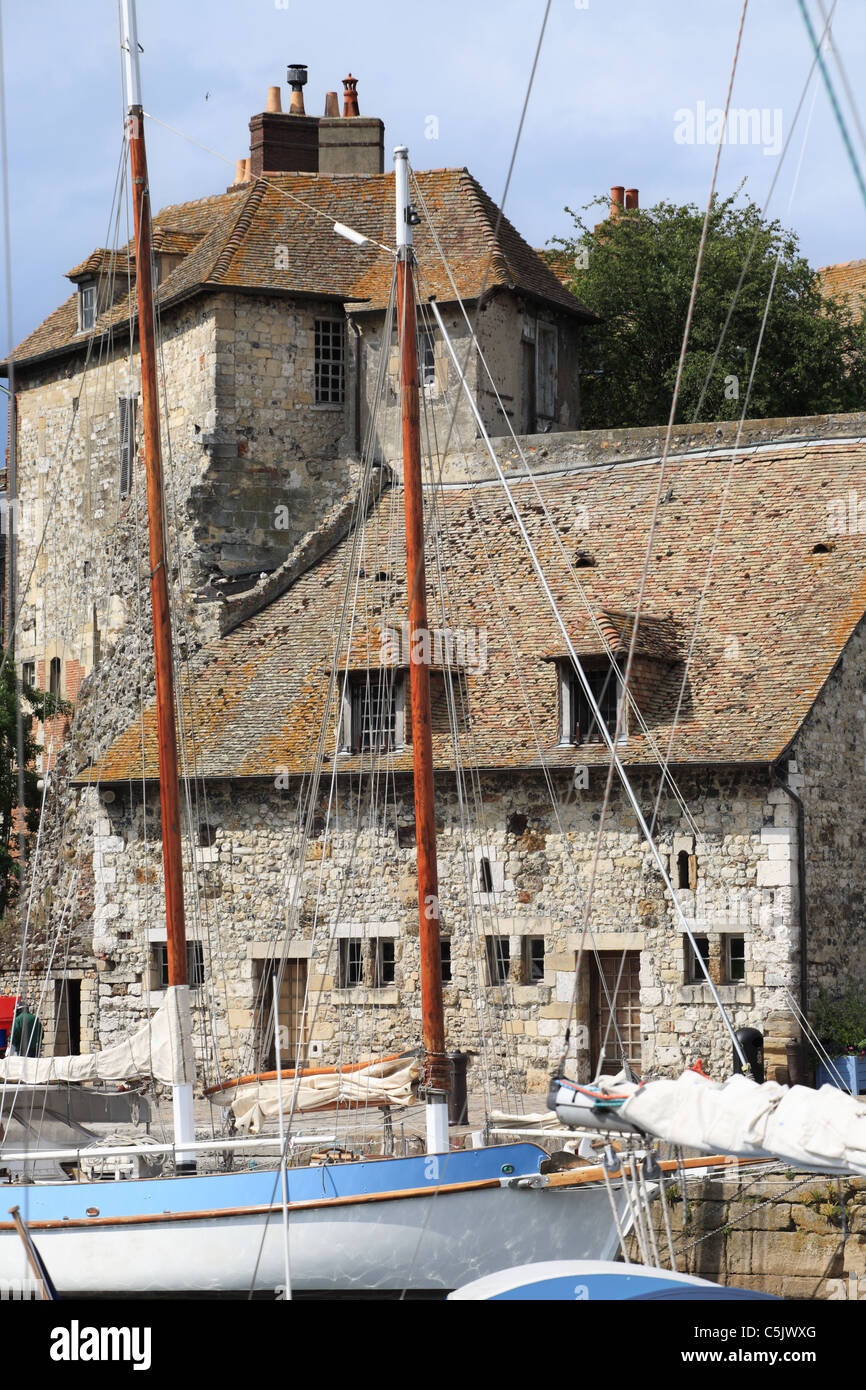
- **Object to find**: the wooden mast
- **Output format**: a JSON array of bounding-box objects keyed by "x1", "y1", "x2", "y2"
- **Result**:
[
  {"x1": 394, "y1": 147, "x2": 450, "y2": 1154},
  {"x1": 121, "y1": 0, "x2": 195, "y2": 1164}
]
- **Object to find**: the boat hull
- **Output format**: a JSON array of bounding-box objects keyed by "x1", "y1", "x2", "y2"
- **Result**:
[{"x1": 0, "y1": 1144, "x2": 625, "y2": 1294}]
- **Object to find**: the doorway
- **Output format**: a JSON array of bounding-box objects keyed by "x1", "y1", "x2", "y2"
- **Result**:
[
  {"x1": 54, "y1": 978, "x2": 81, "y2": 1056},
  {"x1": 589, "y1": 950, "x2": 642, "y2": 1078},
  {"x1": 254, "y1": 959, "x2": 308, "y2": 1071}
]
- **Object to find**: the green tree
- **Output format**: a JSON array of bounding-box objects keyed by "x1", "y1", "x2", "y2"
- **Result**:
[
  {"x1": 550, "y1": 191, "x2": 866, "y2": 430},
  {"x1": 0, "y1": 653, "x2": 66, "y2": 916}
]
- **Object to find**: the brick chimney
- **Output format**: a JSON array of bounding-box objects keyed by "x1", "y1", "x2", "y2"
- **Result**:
[{"x1": 246, "y1": 67, "x2": 384, "y2": 178}]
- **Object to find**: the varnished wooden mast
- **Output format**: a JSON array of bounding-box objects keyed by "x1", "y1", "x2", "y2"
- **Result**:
[
  {"x1": 127, "y1": 113, "x2": 188, "y2": 990},
  {"x1": 394, "y1": 147, "x2": 450, "y2": 1153},
  {"x1": 122, "y1": 0, "x2": 195, "y2": 1162}
]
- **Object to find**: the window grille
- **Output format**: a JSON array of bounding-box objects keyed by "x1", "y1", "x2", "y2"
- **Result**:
[
  {"x1": 153, "y1": 942, "x2": 205, "y2": 989},
  {"x1": 338, "y1": 938, "x2": 364, "y2": 988},
  {"x1": 315, "y1": 318, "x2": 346, "y2": 404},
  {"x1": 350, "y1": 673, "x2": 398, "y2": 752},
  {"x1": 372, "y1": 939, "x2": 396, "y2": 987},
  {"x1": 564, "y1": 662, "x2": 621, "y2": 744}
]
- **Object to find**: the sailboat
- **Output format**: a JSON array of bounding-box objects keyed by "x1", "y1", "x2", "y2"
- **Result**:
[{"x1": 0, "y1": 0, "x2": 630, "y2": 1296}]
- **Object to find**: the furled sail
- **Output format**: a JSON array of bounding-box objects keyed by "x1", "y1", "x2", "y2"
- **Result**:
[
  {"x1": 0, "y1": 993, "x2": 194, "y2": 1087},
  {"x1": 214, "y1": 1054, "x2": 420, "y2": 1133},
  {"x1": 552, "y1": 1067, "x2": 866, "y2": 1177}
]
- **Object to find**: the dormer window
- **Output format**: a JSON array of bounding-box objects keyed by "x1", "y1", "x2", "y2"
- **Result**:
[
  {"x1": 559, "y1": 658, "x2": 623, "y2": 745},
  {"x1": 78, "y1": 282, "x2": 97, "y2": 333},
  {"x1": 341, "y1": 671, "x2": 405, "y2": 753}
]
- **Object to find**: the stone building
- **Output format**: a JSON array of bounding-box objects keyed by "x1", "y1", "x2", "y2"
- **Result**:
[
  {"x1": 67, "y1": 413, "x2": 866, "y2": 1094},
  {"x1": 2, "y1": 72, "x2": 593, "y2": 726}
]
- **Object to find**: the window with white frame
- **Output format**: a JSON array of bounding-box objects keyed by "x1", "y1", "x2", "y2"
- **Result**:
[
  {"x1": 523, "y1": 936, "x2": 545, "y2": 983},
  {"x1": 685, "y1": 935, "x2": 710, "y2": 984},
  {"x1": 372, "y1": 938, "x2": 396, "y2": 988},
  {"x1": 560, "y1": 659, "x2": 623, "y2": 745},
  {"x1": 78, "y1": 282, "x2": 97, "y2": 333},
  {"x1": 725, "y1": 935, "x2": 746, "y2": 983},
  {"x1": 338, "y1": 938, "x2": 364, "y2": 988},
  {"x1": 343, "y1": 671, "x2": 402, "y2": 753},
  {"x1": 486, "y1": 935, "x2": 510, "y2": 985},
  {"x1": 314, "y1": 318, "x2": 346, "y2": 404}
]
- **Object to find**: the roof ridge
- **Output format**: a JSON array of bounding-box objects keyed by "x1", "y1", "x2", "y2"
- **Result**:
[{"x1": 206, "y1": 179, "x2": 271, "y2": 285}]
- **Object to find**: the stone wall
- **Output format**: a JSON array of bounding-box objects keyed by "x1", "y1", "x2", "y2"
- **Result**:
[
  {"x1": 792, "y1": 619, "x2": 866, "y2": 1004},
  {"x1": 63, "y1": 761, "x2": 805, "y2": 1088},
  {"x1": 631, "y1": 1167, "x2": 866, "y2": 1300}
]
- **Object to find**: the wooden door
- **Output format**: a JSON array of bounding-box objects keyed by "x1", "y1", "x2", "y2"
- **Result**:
[
  {"x1": 589, "y1": 950, "x2": 641, "y2": 1078},
  {"x1": 257, "y1": 959, "x2": 308, "y2": 1070}
]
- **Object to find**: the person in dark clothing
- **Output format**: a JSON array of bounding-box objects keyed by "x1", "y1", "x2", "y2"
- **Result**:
[{"x1": 9, "y1": 1002, "x2": 42, "y2": 1058}]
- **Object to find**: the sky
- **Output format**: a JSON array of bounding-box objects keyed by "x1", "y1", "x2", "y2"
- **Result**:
[{"x1": 1, "y1": 0, "x2": 865, "y2": 367}]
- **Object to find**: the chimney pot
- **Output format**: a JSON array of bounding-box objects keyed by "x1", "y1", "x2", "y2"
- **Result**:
[
  {"x1": 324, "y1": 91, "x2": 340, "y2": 118},
  {"x1": 610, "y1": 185, "x2": 625, "y2": 218},
  {"x1": 342, "y1": 73, "x2": 360, "y2": 118},
  {"x1": 266, "y1": 85, "x2": 282, "y2": 114},
  {"x1": 242, "y1": 158, "x2": 251, "y2": 183},
  {"x1": 234, "y1": 158, "x2": 246, "y2": 185},
  {"x1": 286, "y1": 63, "x2": 308, "y2": 116},
  {"x1": 625, "y1": 188, "x2": 639, "y2": 210}
]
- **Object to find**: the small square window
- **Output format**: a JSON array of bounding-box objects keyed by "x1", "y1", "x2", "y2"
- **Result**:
[
  {"x1": 315, "y1": 319, "x2": 346, "y2": 404},
  {"x1": 523, "y1": 936, "x2": 545, "y2": 983},
  {"x1": 440, "y1": 939, "x2": 452, "y2": 983},
  {"x1": 338, "y1": 938, "x2": 364, "y2": 988},
  {"x1": 372, "y1": 938, "x2": 395, "y2": 988},
  {"x1": 153, "y1": 941, "x2": 204, "y2": 990},
  {"x1": 486, "y1": 936, "x2": 510, "y2": 985},
  {"x1": 726, "y1": 935, "x2": 746, "y2": 983},
  {"x1": 686, "y1": 935, "x2": 710, "y2": 984}
]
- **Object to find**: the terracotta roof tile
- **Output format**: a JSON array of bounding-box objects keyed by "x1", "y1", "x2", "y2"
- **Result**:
[
  {"x1": 7, "y1": 170, "x2": 593, "y2": 368},
  {"x1": 84, "y1": 436, "x2": 866, "y2": 783},
  {"x1": 817, "y1": 258, "x2": 866, "y2": 319}
]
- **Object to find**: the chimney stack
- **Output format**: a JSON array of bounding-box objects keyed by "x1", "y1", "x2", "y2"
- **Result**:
[
  {"x1": 286, "y1": 63, "x2": 308, "y2": 115},
  {"x1": 323, "y1": 91, "x2": 340, "y2": 117},
  {"x1": 625, "y1": 188, "x2": 639, "y2": 210},
  {"x1": 342, "y1": 73, "x2": 360, "y2": 118},
  {"x1": 610, "y1": 185, "x2": 625, "y2": 219},
  {"x1": 265, "y1": 85, "x2": 282, "y2": 114}
]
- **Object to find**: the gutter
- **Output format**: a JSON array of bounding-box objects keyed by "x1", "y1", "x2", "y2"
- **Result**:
[{"x1": 771, "y1": 759, "x2": 808, "y2": 1019}]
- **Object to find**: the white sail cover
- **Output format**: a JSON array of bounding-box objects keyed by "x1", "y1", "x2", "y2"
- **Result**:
[
  {"x1": 618, "y1": 1069, "x2": 866, "y2": 1176},
  {"x1": 215, "y1": 1055, "x2": 420, "y2": 1133},
  {"x1": 0, "y1": 994, "x2": 193, "y2": 1087}
]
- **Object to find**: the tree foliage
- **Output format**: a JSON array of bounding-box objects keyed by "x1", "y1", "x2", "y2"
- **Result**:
[
  {"x1": 551, "y1": 190, "x2": 866, "y2": 430},
  {"x1": 0, "y1": 653, "x2": 66, "y2": 916}
]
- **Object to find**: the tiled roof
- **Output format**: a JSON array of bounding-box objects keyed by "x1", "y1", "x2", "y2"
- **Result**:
[
  {"x1": 817, "y1": 258, "x2": 866, "y2": 320},
  {"x1": 7, "y1": 171, "x2": 593, "y2": 369},
  {"x1": 84, "y1": 435, "x2": 866, "y2": 783}
]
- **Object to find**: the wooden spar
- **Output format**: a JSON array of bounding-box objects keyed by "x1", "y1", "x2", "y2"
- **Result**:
[
  {"x1": 126, "y1": 110, "x2": 187, "y2": 989},
  {"x1": 394, "y1": 150, "x2": 449, "y2": 1104}
]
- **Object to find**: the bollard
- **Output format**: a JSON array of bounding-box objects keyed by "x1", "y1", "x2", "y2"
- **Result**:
[{"x1": 733, "y1": 1027, "x2": 765, "y2": 1084}]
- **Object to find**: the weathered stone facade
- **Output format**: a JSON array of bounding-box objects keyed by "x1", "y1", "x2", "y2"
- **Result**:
[{"x1": 51, "y1": 738, "x2": 848, "y2": 1090}]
